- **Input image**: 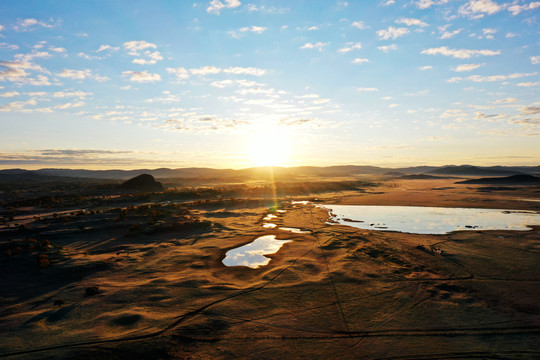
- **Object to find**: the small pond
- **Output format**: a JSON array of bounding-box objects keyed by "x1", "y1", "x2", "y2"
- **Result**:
[
  {"x1": 222, "y1": 235, "x2": 291, "y2": 268},
  {"x1": 322, "y1": 205, "x2": 540, "y2": 235}
]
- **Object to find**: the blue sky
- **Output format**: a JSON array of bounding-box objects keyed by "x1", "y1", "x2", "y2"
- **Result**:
[{"x1": 0, "y1": 0, "x2": 539, "y2": 169}]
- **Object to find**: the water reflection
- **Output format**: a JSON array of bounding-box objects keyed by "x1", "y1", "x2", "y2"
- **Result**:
[
  {"x1": 278, "y1": 227, "x2": 311, "y2": 234},
  {"x1": 222, "y1": 235, "x2": 291, "y2": 268},
  {"x1": 322, "y1": 205, "x2": 540, "y2": 234},
  {"x1": 263, "y1": 223, "x2": 277, "y2": 228}
]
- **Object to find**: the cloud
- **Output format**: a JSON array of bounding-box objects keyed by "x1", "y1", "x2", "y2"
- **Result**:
[
  {"x1": 378, "y1": 44, "x2": 397, "y2": 52},
  {"x1": 53, "y1": 90, "x2": 92, "y2": 98},
  {"x1": 531, "y1": 56, "x2": 540, "y2": 64},
  {"x1": 419, "y1": 65, "x2": 433, "y2": 70},
  {"x1": 0, "y1": 99, "x2": 37, "y2": 112},
  {"x1": 448, "y1": 72, "x2": 537, "y2": 83},
  {"x1": 190, "y1": 66, "x2": 221, "y2": 75},
  {"x1": 0, "y1": 91, "x2": 20, "y2": 97},
  {"x1": 351, "y1": 21, "x2": 368, "y2": 29},
  {"x1": 506, "y1": 32, "x2": 517, "y2": 38},
  {"x1": 520, "y1": 106, "x2": 540, "y2": 115},
  {"x1": 97, "y1": 44, "x2": 119, "y2": 52},
  {"x1": 377, "y1": 26, "x2": 409, "y2": 40},
  {"x1": 300, "y1": 42, "x2": 329, "y2": 51},
  {"x1": 421, "y1": 46, "x2": 500, "y2": 58},
  {"x1": 338, "y1": 42, "x2": 362, "y2": 53},
  {"x1": 223, "y1": 67, "x2": 266, "y2": 76},
  {"x1": 381, "y1": 0, "x2": 395, "y2": 5},
  {"x1": 207, "y1": 0, "x2": 241, "y2": 14},
  {"x1": 49, "y1": 47, "x2": 66, "y2": 53},
  {"x1": 458, "y1": 0, "x2": 501, "y2": 18},
  {"x1": 0, "y1": 60, "x2": 51, "y2": 85},
  {"x1": 439, "y1": 26, "x2": 462, "y2": 39},
  {"x1": 124, "y1": 41, "x2": 162, "y2": 65},
  {"x1": 56, "y1": 69, "x2": 92, "y2": 80},
  {"x1": 14, "y1": 18, "x2": 59, "y2": 31},
  {"x1": 352, "y1": 58, "x2": 369, "y2": 64},
  {"x1": 122, "y1": 70, "x2": 161, "y2": 83},
  {"x1": 508, "y1": 1, "x2": 540, "y2": 15},
  {"x1": 167, "y1": 67, "x2": 190, "y2": 81},
  {"x1": 357, "y1": 87, "x2": 378, "y2": 91},
  {"x1": 55, "y1": 101, "x2": 85, "y2": 109},
  {"x1": 517, "y1": 81, "x2": 540, "y2": 87},
  {"x1": 453, "y1": 63, "x2": 484, "y2": 72},
  {"x1": 416, "y1": 0, "x2": 448, "y2": 9},
  {"x1": 494, "y1": 97, "x2": 518, "y2": 103},
  {"x1": 0, "y1": 43, "x2": 20, "y2": 50},
  {"x1": 396, "y1": 18, "x2": 428, "y2": 27}
]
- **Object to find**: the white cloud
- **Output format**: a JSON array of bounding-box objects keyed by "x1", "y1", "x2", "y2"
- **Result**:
[
  {"x1": 55, "y1": 102, "x2": 84, "y2": 109},
  {"x1": 421, "y1": 46, "x2": 501, "y2": 59},
  {"x1": 531, "y1": 56, "x2": 540, "y2": 64},
  {"x1": 122, "y1": 70, "x2": 161, "y2": 83},
  {"x1": 419, "y1": 65, "x2": 433, "y2": 70},
  {"x1": 56, "y1": 69, "x2": 92, "y2": 80},
  {"x1": 517, "y1": 81, "x2": 540, "y2": 87},
  {"x1": 351, "y1": 21, "x2": 368, "y2": 29},
  {"x1": 190, "y1": 66, "x2": 221, "y2": 75},
  {"x1": 308, "y1": 26, "x2": 319, "y2": 31},
  {"x1": 167, "y1": 67, "x2": 190, "y2": 81},
  {"x1": 14, "y1": 18, "x2": 59, "y2": 31},
  {"x1": 207, "y1": 0, "x2": 241, "y2": 14},
  {"x1": 97, "y1": 45, "x2": 119, "y2": 52},
  {"x1": 0, "y1": 99, "x2": 37, "y2": 112},
  {"x1": 300, "y1": 42, "x2": 329, "y2": 51},
  {"x1": 53, "y1": 90, "x2": 92, "y2": 98},
  {"x1": 508, "y1": 1, "x2": 540, "y2": 15},
  {"x1": 416, "y1": 0, "x2": 448, "y2": 9},
  {"x1": 49, "y1": 47, "x2": 66, "y2": 53},
  {"x1": 458, "y1": 0, "x2": 501, "y2": 19},
  {"x1": 338, "y1": 42, "x2": 362, "y2": 53},
  {"x1": 378, "y1": 44, "x2": 398, "y2": 52},
  {"x1": 494, "y1": 97, "x2": 518, "y2": 103},
  {"x1": 440, "y1": 28, "x2": 462, "y2": 39},
  {"x1": 223, "y1": 67, "x2": 266, "y2": 76},
  {"x1": 210, "y1": 80, "x2": 234, "y2": 88},
  {"x1": 0, "y1": 43, "x2": 19, "y2": 50},
  {"x1": 357, "y1": 87, "x2": 378, "y2": 91},
  {"x1": 123, "y1": 40, "x2": 157, "y2": 56},
  {"x1": 396, "y1": 18, "x2": 428, "y2": 27},
  {"x1": 239, "y1": 25, "x2": 267, "y2": 34},
  {"x1": 352, "y1": 58, "x2": 369, "y2": 64},
  {"x1": 381, "y1": 0, "x2": 395, "y2": 5},
  {"x1": 506, "y1": 32, "x2": 517, "y2": 38},
  {"x1": 449, "y1": 72, "x2": 537, "y2": 83},
  {"x1": 0, "y1": 91, "x2": 20, "y2": 97},
  {"x1": 377, "y1": 26, "x2": 409, "y2": 40},
  {"x1": 453, "y1": 63, "x2": 484, "y2": 72}
]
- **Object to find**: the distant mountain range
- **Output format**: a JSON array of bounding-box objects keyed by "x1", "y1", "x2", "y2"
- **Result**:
[
  {"x1": 0, "y1": 164, "x2": 539, "y2": 183},
  {"x1": 456, "y1": 174, "x2": 540, "y2": 185}
]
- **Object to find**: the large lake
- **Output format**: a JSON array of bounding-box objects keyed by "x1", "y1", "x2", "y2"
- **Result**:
[{"x1": 322, "y1": 205, "x2": 540, "y2": 234}]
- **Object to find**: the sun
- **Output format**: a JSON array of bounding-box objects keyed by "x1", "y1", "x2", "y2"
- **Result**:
[{"x1": 246, "y1": 125, "x2": 292, "y2": 167}]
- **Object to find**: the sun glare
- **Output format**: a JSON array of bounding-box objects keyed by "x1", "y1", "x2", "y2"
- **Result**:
[{"x1": 247, "y1": 125, "x2": 292, "y2": 167}]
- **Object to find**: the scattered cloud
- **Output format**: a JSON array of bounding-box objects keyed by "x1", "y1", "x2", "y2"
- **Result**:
[
  {"x1": 520, "y1": 106, "x2": 540, "y2": 115},
  {"x1": 517, "y1": 81, "x2": 540, "y2": 87},
  {"x1": 207, "y1": 0, "x2": 241, "y2": 14},
  {"x1": 419, "y1": 65, "x2": 433, "y2": 70},
  {"x1": 167, "y1": 67, "x2": 190, "y2": 81},
  {"x1": 508, "y1": 1, "x2": 540, "y2": 15},
  {"x1": 458, "y1": 0, "x2": 501, "y2": 19},
  {"x1": 531, "y1": 56, "x2": 540, "y2": 64},
  {"x1": 506, "y1": 32, "x2": 517, "y2": 38},
  {"x1": 338, "y1": 42, "x2": 362, "y2": 53},
  {"x1": 0, "y1": 43, "x2": 20, "y2": 50},
  {"x1": 448, "y1": 72, "x2": 537, "y2": 83},
  {"x1": 352, "y1": 58, "x2": 369, "y2": 64},
  {"x1": 122, "y1": 70, "x2": 161, "y2": 83},
  {"x1": 351, "y1": 21, "x2": 368, "y2": 29},
  {"x1": 53, "y1": 90, "x2": 92, "y2": 98},
  {"x1": 300, "y1": 42, "x2": 329, "y2": 51},
  {"x1": 416, "y1": 0, "x2": 448, "y2": 9},
  {"x1": 377, "y1": 26, "x2": 409, "y2": 40},
  {"x1": 421, "y1": 46, "x2": 501, "y2": 59},
  {"x1": 396, "y1": 18, "x2": 429, "y2": 27},
  {"x1": 439, "y1": 25, "x2": 463, "y2": 39},
  {"x1": 357, "y1": 87, "x2": 378, "y2": 91},
  {"x1": 56, "y1": 69, "x2": 91, "y2": 80},
  {"x1": 453, "y1": 63, "x2": 484, "y2": 72},
  {"x1": 14, "y1": 18, "x2": 60, "y2": 31},
  {"x1": 124, "y1": 40, "x2": 162, "y2": 65},
  {"x1": 494, "y1": 97, "x2": 518, "y2": 103},
  {"x1": 97, "y1": 44, "x2": 119, "y2": 53},
  {"x1": 0, "y1": 91, "x2": 20, "y2": 97},
  {"x1": 378, "y1": 44, "x2": 398, "y2": 52}
]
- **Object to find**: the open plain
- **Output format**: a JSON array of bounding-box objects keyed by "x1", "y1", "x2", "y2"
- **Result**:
[{"x1": 0, "y1": 177, "x2": 539, "y2": 359}]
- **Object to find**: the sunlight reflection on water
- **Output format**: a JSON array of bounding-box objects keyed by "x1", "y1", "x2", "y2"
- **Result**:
[
  {"x1": 322, "y1": 205, "x2": 540, "y2": 234},
  {"x1": 222, "y1": 235, "x2": 291, "y2": 268}
]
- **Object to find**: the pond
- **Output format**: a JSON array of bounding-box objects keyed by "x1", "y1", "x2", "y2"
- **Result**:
[
  {"x1": 322, "y1": 205, "x2": 540, "y2": 234},
  {"x1": 222, "y1": 235, "x2": 291, "y2": 268}
]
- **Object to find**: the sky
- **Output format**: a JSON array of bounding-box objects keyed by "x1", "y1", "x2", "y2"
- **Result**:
[{"x1": 0, "y1": 0, "x2": 539, "y2": 170}]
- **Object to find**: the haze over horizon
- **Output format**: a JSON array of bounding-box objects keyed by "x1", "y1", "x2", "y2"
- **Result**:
[{"x1": 1, "y1": 0, "x2": 539, "y2": 170}]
